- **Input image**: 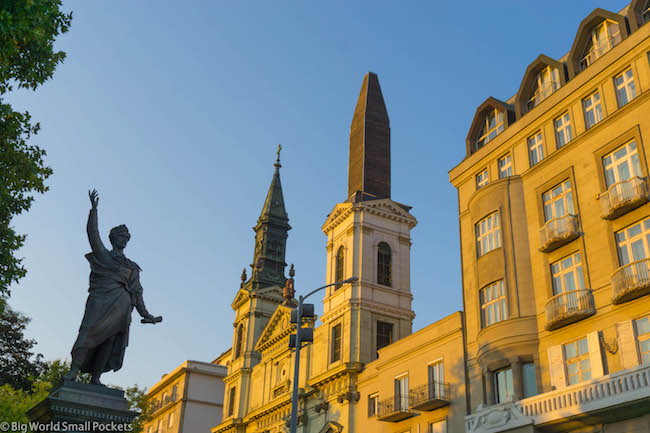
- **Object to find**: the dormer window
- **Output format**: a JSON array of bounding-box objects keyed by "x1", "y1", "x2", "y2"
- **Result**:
[
  {"x1": 527, "y1": 66, "x2": 560, "y2": 111},
  {"x1": 477, "y1": 109, "x2": 504, "y2": 150},
  {"x1": 580, "y1": 20, "x2": 621, "y2": 71}
]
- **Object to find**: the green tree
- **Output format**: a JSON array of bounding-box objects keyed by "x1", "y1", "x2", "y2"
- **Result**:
[
  {"x1": 124, "y1": 385, "x2": 151, "y2": 433},
  {"x1": 0, "y1": 303, "x2": 43, "y2": 391},
  {"x1": 0, "y1": 0, "x2": 72, "y2": 296},
  {"x1": 0, "y1": 380, "x2": 50, "y2": 426}
]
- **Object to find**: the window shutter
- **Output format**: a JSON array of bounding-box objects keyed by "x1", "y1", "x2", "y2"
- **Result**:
[
  {"x1": 616, "y1": 320, "x2": 640, "y2": 369},
  {"x1": 547, "y1": 345, "x2": 566, "y2": 390},
  {"x1": 587, "y1": 331, "x2": 605, "y2": 378}
]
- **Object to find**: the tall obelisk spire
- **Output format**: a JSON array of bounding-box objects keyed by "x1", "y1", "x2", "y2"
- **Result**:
[{"x1": 347, "y1": 72, "x2": 391, "y2": 201}]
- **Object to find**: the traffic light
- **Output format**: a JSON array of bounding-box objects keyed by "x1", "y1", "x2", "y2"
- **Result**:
[
  {"x1": 289, "y1": 328, "x2": 313, "y2": 347},
  {"x1": 290, "y1": 304, "x2": 314, "y2": 323}
]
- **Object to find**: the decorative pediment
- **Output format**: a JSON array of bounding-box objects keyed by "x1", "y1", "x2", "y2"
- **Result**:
[
  {"x1": 318, "y1": 421, "x2": 343, "y2": 433},
  {"x1": 231, "y1": 288, "x2": 251, "y2": 310},
  {"x1": 255, "y1": 305, "x2": 295, "y2": 352},
  {"x1": 232, "y1": 285, "x2": 285, "y2": 311},
  {"x1": 322, "y1": 199, "x2": 416, "y2": 233}
]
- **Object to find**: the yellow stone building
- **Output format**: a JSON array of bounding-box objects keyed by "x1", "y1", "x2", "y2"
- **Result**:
[{"x1": 147, "y1": 2, "x2": 650, "y2": 432}]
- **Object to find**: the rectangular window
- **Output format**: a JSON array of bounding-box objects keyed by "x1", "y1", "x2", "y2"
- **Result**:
[
  {"x1": 156, "y1": 420, "x2": 162, "y2": 433},
  {"x1": 395, "y1": 375, "x2": 409, "y2": 410},
  {"x1": 430, "y1": 420, "x2": 447, "y2": 433},
  {"x1": 331, "y1": 324, "x2": 342, "y2": 363},
  {"x1": 477, "y1": 109, "x2": 504, "y2": 150},
  {"x1": 583, "y1": 91, "x2": 603, "y2": 129},
  {"x1": 564, "y1": 338, "x2": 591, "y2": 385},
  {"x1": 168, "y1": 412, "x2": 174, "y2": 428},
  {"x1": 476, "y1": 168, "x2": 489, "y2": 189},
  {"x1": 476, "y1": 212, "x2": 501, "y2": 257},
  {"x1": 543, "y1": 180, "x2": 574, "y2": 221},
  {"x1": 227, "y1": 387, "x2": 236, "y2": 416},
  {"x1": 480, "y1": 280, "x2": 508, "y2": 327},
  {"x1": 551, "y1": 252, "x2": 585, "y2": 295},
  {"x1": 615, "y1": 68, "x2": 637, "y2": 107},
  {"x1": 603, "y1": 140, "x2": 642, "y2": 188},
  {"x1": 368, "y1": 393, "x2": 379, "y2": 417},
  {"x1": 498, "y1": 154, "x2": 512, "y2": 178},
  {"x1": 171, "y1": 384, "x2": 178, "y2": 401},
  {"x1": 615, "y1": 217, "x2": 650, "y2": 266},
  {"x1": 428, "y1": 361, "x2": 444, "y2": 398},
  {"x1": 376, "y1": 321, "x2": 393, "y2": 355},
  {"x1": 528, "y1": 132, "x2": 544, "y2": 166},
  {"x1": 554, "y1": 112, "x2": 572, "y2": 149},
  {"x1": 522, "y1": 362, "x2": 538, "y2": 398},
  {"x1": 635, "y1": 316, "x2": 650, "y2": 364},
  {"x1": 494, "y1": 367, "x2": 514, "y2": 404}
]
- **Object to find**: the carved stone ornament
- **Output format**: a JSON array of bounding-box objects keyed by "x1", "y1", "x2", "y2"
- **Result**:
[{"x1": 466, "y1": 401, "x2": 533, "y2": 433}]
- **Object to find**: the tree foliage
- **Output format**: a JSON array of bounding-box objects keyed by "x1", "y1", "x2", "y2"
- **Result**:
[
  {"x1": 0, "y1": 303, "x2": 43, "y2": 391},
  {"x1": 0, "y1": 0, "x2": 72, "y2": 296}
]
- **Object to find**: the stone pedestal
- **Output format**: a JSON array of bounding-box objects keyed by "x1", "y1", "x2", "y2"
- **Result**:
[{"x1": 27, "y1": 381, "x2": 139, "y2": 432}]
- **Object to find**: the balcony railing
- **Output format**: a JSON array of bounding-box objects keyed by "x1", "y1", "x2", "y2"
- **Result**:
[
  {"x1": 612, "y1": 258, "x2": 650, "y2": 304},
  {"x1": 526, "y1": 81, "x2": 560, "y2": 111},
  {"x1": 149, "y1": 393, "x2": 177, "y2": 415},
  {"x1": 409, "y1": 381, "x2": 452, "y2": 411},
  {"x1": 545, "y1": 289, "x2": 596, "y2": 331},
  {"x1": 377, "y1": 395, "x2": 415, "y2": 422},
  {"x1": 466, "y1": 364, "x2": 650, "y2": 433},
  {"x1": 579, "y1": 32, "x2": 622, "y2": 71},
  {"x1": 600, "y1": 177, "x2": 648, "y2": 220},
  {"x1": 539, "y1": 214, "x2": 580, "y2": 253}
]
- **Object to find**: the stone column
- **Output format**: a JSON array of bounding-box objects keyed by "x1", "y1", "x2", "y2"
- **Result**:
[
  {"x1": 484, "y1": 369, "x2": 496, "y2": 406},
  {"x1": 511, "y1": 357, "x2": 523, "y2": 401}
]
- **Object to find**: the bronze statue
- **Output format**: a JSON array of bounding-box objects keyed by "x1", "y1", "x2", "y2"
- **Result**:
[{"x1": 64, "y1": 190, "x2": 162, "y2": 385}]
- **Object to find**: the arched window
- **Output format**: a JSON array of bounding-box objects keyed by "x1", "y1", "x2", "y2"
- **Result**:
[
  {"x1": 377, "y1": 242, "x2": 392, "y2": 287},
  {"x1": 335, "y1": 246, "x2": 345, "y2": 290},
  {"x1": 235, "y1": 324, "x2": 244, "y2": 358}
]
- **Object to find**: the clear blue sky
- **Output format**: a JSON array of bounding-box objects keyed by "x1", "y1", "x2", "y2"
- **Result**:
[{"x1": 8, "y1": 0, "x2": 629, "y2": 390}]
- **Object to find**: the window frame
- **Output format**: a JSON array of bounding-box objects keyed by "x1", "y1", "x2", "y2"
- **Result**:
[
  {"x1": 602, "y1": 140, "x2": 643, "y2": 189},
  {"x1": 476, "y1": 108, "x2": 505, "y2": 150},
  {"x1": 330, "y1": 323, "x2": 342, "y2": 363},
  {"x1": 635, "y1": 315, "x2": 650, "y2": 364},
  {"x1": 615, "y1": 216, "x2": 650, "y2": 266},
  {"x1": 428, "y1": 359, "x2": 445, "y2": 398},
  {"x1": 551, "y1": 252, "x2": 586, "y2": 296},
  {"x1": 480, "y1": 280, "x2": 508, "y2": 328},
  {"x1": 498, "y1": 154, "x2": 513, "y2": 178},
  {"x1": 564, "y1": 338, "x2": 592, "y2": 385},
  {"x1": 542, "y1": 180, "x2": 575, "y2": 222},
  {"x1": 377, "y1": 242, "x2": 392, "y2": 287},
  {"x1": 593, "y1": 126, "x2": 648, "y2": 195},
  {"x1": 528, "y1": 131, "x2": 545, "y2": 167},
  {"x1": 227, "y1": 386, "x2": 237, "y2": 417},
  {"x1": 368, "y1": 393, "x2": 379, "y2": 417},
  {"x1": 583, "y1": 91, "x2": 604, "y2": 129},
  {"x1": 376, "y1": 320, "x2": 394, "y2": 355},
  {"x1": 494, "y1": 366, "x2": 514, "y2": 404},
  {"x1": 476, "y1": 168, "x2": 489, "y2": 189},
  {"x1": 394, "y1": 373, "x2": 410, "y2": 411},
  {"x1": 554, "y1": 112, "x2": 573, "y2": 149},
  {"x1": 475, "y1": 211, "x2": 502, "y2": 258},
  {"x1": 614, "y1": 67, "x2": 638, "y2": 108},
  {"x1": 335, "y1": 246, "x2": 345, "y2": 290}
]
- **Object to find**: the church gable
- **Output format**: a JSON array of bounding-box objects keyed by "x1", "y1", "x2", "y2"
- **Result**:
[
  {"x1": 231, "y1": 288, "x2": 250, "y2": 310},
  {"x1": 322, "y1": 203, "x2": 353, "y2": 233},
  {"x1": 255, "y1": 305, "x2": 295, "y2": 352},
  {"x1": 362, "y1": 199, "x2": 417, "y2": 228}
]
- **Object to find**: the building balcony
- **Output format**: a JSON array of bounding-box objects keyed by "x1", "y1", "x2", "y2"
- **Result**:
[
  {"x1": 600, "y1": 177, "x2": 648, "y2": 220},
  {"x1": 538, "y1": 214, "x2": 580, "y2": 253},
  {"x1": 526, "y1": 81, "x2": 560, "y2": 112},
  {"x1": 408, "y1": 382, "x2": 452, "y2": 411},
  {"x1": 544, "y1": 289, "x2": 596, "y2": 331},
  {"x1": 612, "y1": 258, "x2": 650, "y2": 304},
  {"x1": 377, "y1": 396, "x2": 415, "y2": 422},
  {"x1": 149, "y1": 392, "x2": 177, "y2": 415},
  {"x1": 579, "y1": 32, "x2": 622, "y2": 71},
  {"x1": 466, "y1": 364, "x2": 650, "y2": 433}
]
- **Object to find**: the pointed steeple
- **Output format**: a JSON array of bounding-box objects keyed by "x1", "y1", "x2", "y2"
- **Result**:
[
  {"x1": 250, "y1": 146, "x2": 291, "y2": 289},
  {"x1": 348, "y1": 72, "x2": 391, "y2": 202}
]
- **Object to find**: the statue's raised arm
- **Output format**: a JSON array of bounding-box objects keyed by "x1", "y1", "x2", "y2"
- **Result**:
[{"x1": 87, "y1": 189, "x2": 110, "y2": 263}]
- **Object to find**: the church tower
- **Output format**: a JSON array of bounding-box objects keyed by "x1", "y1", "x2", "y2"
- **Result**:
[
  {"x1": 321, "y1": 73, "x2": 417, "y2": 367},
  {"x1": 223, "y1": 149, "x2": 290, "y2": 423}
]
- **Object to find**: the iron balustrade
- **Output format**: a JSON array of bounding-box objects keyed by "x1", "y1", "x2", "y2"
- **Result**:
[
  {"x1": 545, "y1": 289, "x2": 596, "y2": 331},
  {"x1": 600, "y1": 177, "x2": 648, "y2": 220},
  {"x1": 579, "y1": 32, "x2": 622, "y2": 71},
  {"x1": 526, "y1": 81, "x2": 560, "y2": 111},
  {"x1": 539, "y1": 214, "x2": 580, "y2": 253},
  {"x1": 409, "y1": 381, "x2": 452, "y2": 410},
  {"x1": 149, "y1": 392, "x2": 177, "y2": 415},
  {"x1": 377, "y1": 394, "x2": 413, "y2": 421},
  {"x1": 612, "y1": 258, "x2": 650, "y2": 304}
]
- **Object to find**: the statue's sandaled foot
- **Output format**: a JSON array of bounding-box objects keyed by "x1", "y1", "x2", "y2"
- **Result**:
[{"x1": 63, "y1": 367, "x2": 79, "y2": 382}]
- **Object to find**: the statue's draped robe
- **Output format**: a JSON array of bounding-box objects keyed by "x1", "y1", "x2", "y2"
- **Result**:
[{"x1": 71, "y1": 251, "x2": 143, "y2": 373}]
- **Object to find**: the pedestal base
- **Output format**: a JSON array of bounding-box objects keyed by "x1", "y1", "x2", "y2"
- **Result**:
[{"x1": 27, "y1": 381, "x2": 139, "y2": 431}]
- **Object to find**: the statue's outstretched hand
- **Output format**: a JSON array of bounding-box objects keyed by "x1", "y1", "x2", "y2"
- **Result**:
[
  {"x1": 141, "y1": 315, "x2": 163, "y2": 325},
  {"x1": 89, "y1": 189, "x2": 99, "y2": 210}
]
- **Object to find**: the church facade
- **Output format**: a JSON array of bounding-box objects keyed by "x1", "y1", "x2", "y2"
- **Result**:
[{"x1": 151, "y1": 2, "x2": 650, "y2": 433}]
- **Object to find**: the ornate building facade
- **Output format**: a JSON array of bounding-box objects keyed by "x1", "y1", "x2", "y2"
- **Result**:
[{"x1": 147, "y1": 2, "x2": 650, "y2": 432}]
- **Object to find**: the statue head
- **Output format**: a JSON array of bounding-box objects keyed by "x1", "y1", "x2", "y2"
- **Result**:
[{"x1": 109, "y1": 225, "x2": 130, "y2": 249}]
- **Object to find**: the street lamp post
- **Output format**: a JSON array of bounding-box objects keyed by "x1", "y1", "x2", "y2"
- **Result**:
[{"x1": 288, "y1": 276, "x2": 358, "y2": 433}]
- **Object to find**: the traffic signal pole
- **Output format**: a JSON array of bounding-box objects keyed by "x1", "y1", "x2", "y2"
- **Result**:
[{"x1": 288, "y1": 277, "x2": 358, "y2": 433}]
